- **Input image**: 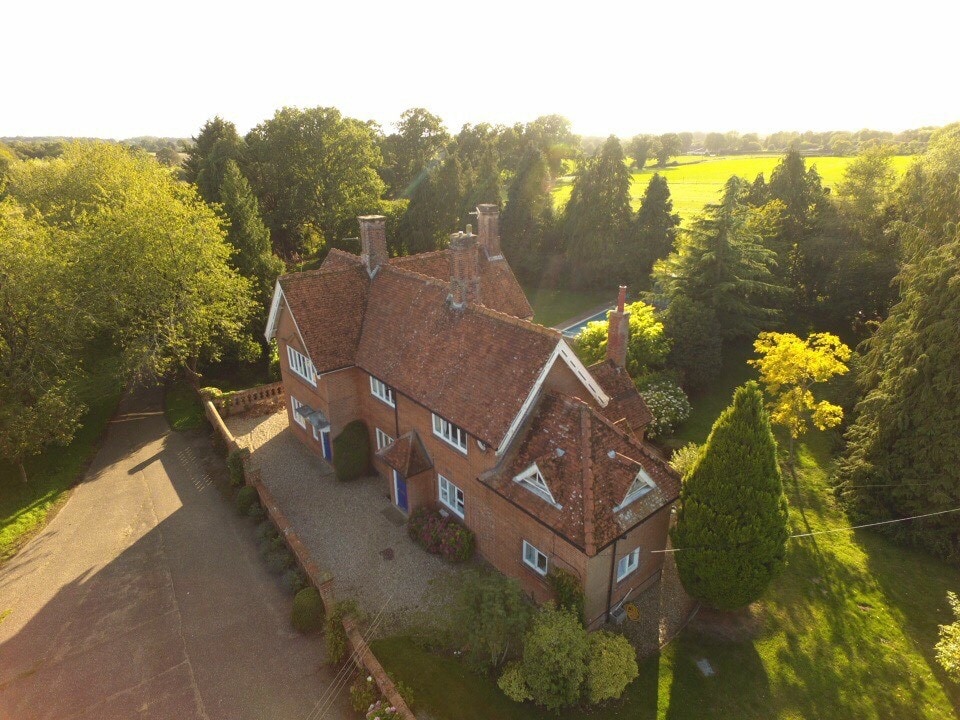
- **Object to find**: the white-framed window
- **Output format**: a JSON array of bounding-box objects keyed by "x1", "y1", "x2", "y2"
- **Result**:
[
  {"x1": 514, "y1": 464, "x2": 559, "y2": 507},
  {"x1": 375, "y1": 428, "x2": 393, "y2": 451},
  {"x1": 615, "y1": 469, "x2": 656, "y2": 511},
  {"x1": 522, "y1": 540, "x2": 548, "y2": 576},
  {"x1": 438, "y1": 475, "x2": 465, "y2": 518},
  {"x1": 290, "y1": 396, "x2": 307, "y2": 429},
  {"x1": 432, "y1": 413, "x2": 467, "y2": 453},
  {"x1": 616, "y1": 548, "x2": 641, "y2": 581},
  {"x1": 370, "y1": 376, "x2": 395, "y2": 407},
  {"x1": 286, "y1": 345, "x2": 316, "y2": 386}
]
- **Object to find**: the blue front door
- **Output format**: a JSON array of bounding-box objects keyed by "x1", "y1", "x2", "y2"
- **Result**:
[
  {"x1": 393, "y1": 470, "x2": 408, "y2": 512},
  {"x1": 321, "y1": 430, "x2": 332, "y2": 461}
]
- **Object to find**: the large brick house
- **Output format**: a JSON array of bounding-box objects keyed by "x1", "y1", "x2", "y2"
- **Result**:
[{"x1": 265, "y1": 205, "x2": 680, "y2": 628}]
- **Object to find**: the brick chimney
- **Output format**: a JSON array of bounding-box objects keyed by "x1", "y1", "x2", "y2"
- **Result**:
[
  {"x1": 449, "y1": 227, "x2": 481, "y2": 308},
  {"x1": 358, "y1": 215, "x2": 388, "y2": 276},
  {"x1": 476, "y1": 204, "x2": 503, "y2": 259},
  {"x1": 606, "y1": 285, "x2": 630, "y2": 367}
]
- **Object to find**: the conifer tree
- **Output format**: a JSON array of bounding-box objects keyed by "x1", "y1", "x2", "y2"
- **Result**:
[
  {"x1": 634, "y1": 173, "x2": 680, "y2": 280},
  {"x1": 563, "y1": 136, "x2": 632, "y2": 287},
  {"x1": 672, "y1": 381, "x2": 789, "y2": 610},
  {"x1": 219, "y1": 160, "x2": 284, "y2": 313},
  {"x1": 184, "y1": 116, "x2": 243, "y2": 204},
  {"x1": 397, "y1": 153, "x2": 465, "y2": 255},
  {"x1": 501, "y1": 147, "x2": 553, "y2": 281}
]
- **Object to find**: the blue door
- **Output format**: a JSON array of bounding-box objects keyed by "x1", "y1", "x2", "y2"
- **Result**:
[
  {"x1": 321, "y1": 430, "x2": 332, "y2": 461},
  {"x1": 393, "y1": 470, "x2": 408, "y2": 512}
]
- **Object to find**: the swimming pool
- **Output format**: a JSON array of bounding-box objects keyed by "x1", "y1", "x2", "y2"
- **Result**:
[{"x1": 560, "y1": 308, "x2": 613, "y2": 338}]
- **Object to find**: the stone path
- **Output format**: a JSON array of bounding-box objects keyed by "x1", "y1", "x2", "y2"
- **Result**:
[{"x1": 228, "y1": 411, "x2": 464, "y2": 637}]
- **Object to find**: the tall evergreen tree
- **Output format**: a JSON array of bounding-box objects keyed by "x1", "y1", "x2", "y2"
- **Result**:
[
  {"x1": 672, "y1": 381, "x2": 789, "y2": 610},
  {"x1": 397, "y1": 153, "x2": 465, "y2": 255},
  {"x1": 633, "y1": 173, "x2": 680, "y2": 281},
  {"x1": 653, "y1": 177, "x2": 783, "y2": 340},
  {"x1": 563, "y1": 136, "x2": 632, "y2": 288},
  {"x1": 219, "y1": 160, "x2": 285, "y2": 313},
  {"x1": 501, "y1": 147, "x2": 553, "y2": 282},
  {"x1": 183, "y1": 116, "x2": 243, "y2": 204}
]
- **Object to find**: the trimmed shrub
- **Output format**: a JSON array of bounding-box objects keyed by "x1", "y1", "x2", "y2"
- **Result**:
[
  {"x1": 513, "y1": 606, "x2": 588, "y2": 711},
  {"x1": 407, "y1": 508, "x2": 475, "y2": 562},
  {"x1": 265, "y1": 548, "x2": 294, "y2": 574},
  {"x1": 226, "y1": 448, "x2": 249, "y2": 487},
  {"x1": 247, "y1": 503, "x2": 266, "y2": 520},
  {"x1": 236, "y1": 485, "x2": 258, "y2": 515},
  {"x1": 291, "y1": 586, "x2": 324, "y2": 633},
  {"x1": 350, "y1": 674, "x2": 378, "y2": 713},
  {"x1": 256, "y1": 519, "x2": 279, "y2": 542},
  {"x1": 498, "y1": 662, "x2": 532, "y2": 702},
  {"x1": 585, "y1": 631, "x2": 638, "y2": 704},
  {"x1": 332, "y1": 420, "x2": 371, "y2": 481},
  {"x1": 546, "y1": 568, "x2": 585, "y2": 624},
  {"x1": 281, "y1": 568, "x2": 308, "y2": 594},
  {"x1": 671, "y1": 382, "x2": 788, "y2": 610},
  {"x1": 450, "y1": 569, "x2": 532, "y2": 670}
]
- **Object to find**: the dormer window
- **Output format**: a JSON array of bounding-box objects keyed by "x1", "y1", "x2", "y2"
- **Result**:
[
  {"x1": 615, "y1": 468, "x2": 656, "y2": 511},
  {"x1": 514, "y1": 464, "x2": 560, "y2": 508}
]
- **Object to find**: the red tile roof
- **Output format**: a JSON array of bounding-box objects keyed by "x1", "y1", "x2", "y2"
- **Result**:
[
  {"x1": 355, "y1": 266, "x2": 559, "y2": 447},
  {"x1": 390, "y1": 251, "x2": 534, "y2": 320},
  {"x1": 480, "y1": 392, "x2": 679, "y2": 554},
  {"x1": 376, "y1": 431, "x2": 434, "y2": 478},
  {"x1": 320, "y1": 248, "x2": 364, "y2": 271},
  {"x1": 278, "y1": 264, "x2": 369, "y2": 372},
  {"x1": 588, "y1": 359, "x2": 654, "y2": 435}
]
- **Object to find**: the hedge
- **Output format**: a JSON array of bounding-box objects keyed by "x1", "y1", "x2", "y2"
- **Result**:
[{"x1": 332, "y1": 420, "x2": 371, "y2": 481}]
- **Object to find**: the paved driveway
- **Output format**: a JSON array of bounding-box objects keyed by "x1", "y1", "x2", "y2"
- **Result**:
[{"x1": 0, "y1": 387, "x2": 350, "y2": 720}]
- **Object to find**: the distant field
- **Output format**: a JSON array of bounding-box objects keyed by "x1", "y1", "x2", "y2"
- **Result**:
[{"x1": 553, "y1": 154, "x2": 914, "y2": 224}]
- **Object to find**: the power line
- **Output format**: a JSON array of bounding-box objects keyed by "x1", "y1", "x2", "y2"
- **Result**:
[{"x1": 650, "y1": 506, "x2": 960, "y2": 554}]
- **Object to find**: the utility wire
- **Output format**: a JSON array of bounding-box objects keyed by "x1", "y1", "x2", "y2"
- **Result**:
[{"x1": 650, "y1": 506, "x2": 960, "y2": 554}]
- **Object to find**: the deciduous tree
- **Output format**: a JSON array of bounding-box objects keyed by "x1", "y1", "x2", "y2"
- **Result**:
[{"x1": 575, "y1": 300, "x2": 669, "y2": 380}]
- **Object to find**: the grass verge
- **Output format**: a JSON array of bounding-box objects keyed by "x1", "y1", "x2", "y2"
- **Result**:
[
  {"x1": 0, "y1": 351, "x2": 124, "y2": 564},
  {"x1": 523, "y1": 285, "x2": 611, "y2": 328},
  {"x1": 164, "y1": 379, "x2": 205, "y2": 431}
]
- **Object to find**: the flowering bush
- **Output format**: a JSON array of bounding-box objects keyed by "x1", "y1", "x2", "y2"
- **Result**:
[
  {"x1": 365, "y1": 700, "x2": 398, "y2": 719},
  {"x1": 639, "y1": 380, "x2": 691, "y2": 437},
  {"x1": 407, "y1": 507, "x2": 475, "y2": 562},
  {"x1": 350, "y1": 675, "x2": 378, "y2": 713}
]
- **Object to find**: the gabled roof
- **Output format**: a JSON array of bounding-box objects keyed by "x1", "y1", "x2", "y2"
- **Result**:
[
  {"x1": 390, "y1": 250, "x2": 534, "y2": 320},
  {"x1": 355, "y1": 266, "x2": 560, "y2": 447},
  {"x1": 480, "y1": 392, "x2": 679, "y2": 555},
  {"x1": 276, "y1": 264, "x2": 369, "y2": 373},
  {"x1": 589, "y1": 359, "x2": 654, "y2": 434},
  {"x1": 376, "y1": 430, "x2": 434, "y2": 478}
]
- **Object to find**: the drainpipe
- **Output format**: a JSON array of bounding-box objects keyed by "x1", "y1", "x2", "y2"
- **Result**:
[{"x1": 606, "y1": 535, "x2": 619, "y2": 623}]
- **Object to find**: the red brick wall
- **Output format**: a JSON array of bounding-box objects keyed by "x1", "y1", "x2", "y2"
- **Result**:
[{"x1": 276, "y1": 308, "x2": 328, "y2": 460}]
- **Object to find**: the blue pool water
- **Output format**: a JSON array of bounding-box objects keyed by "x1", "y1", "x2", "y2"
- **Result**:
[{"x1": 561, "y1": 308, "x2": 613, "y2": 338}]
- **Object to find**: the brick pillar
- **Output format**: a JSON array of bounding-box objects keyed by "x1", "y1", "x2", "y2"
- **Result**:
[
  {"x1": 358, "y1": 215, "x2": 388, "y2": 276},
  {"x1": 476, "y1": 204, "x2": 502, "y2": 259},
  {"x1": 606, "y1": 285, "x2": 630, "y2": 368},
  {"x1": 449, "y1": 230, "x2": 481, "y2": 308}
]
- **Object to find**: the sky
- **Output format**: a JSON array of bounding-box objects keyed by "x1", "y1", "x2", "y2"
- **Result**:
[{"x1": 6, "y1": 0, "x2": 960, "y2": 140}]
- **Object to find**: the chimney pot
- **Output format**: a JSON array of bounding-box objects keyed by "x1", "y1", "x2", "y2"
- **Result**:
[
  {"x1": 476, "y1": 204, "x2": 503, "y2": 259},
  {"x1": 358, "y1": 215, "x2": 388, "y2": 276}
]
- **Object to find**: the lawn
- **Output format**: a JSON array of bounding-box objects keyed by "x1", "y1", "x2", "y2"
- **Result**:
[
  {"x1": 0, "y1": 349, "x2": 124, "y2": 564},
  {"x1": 164, "y1": 379, "x2": 205, "y2": 431},
  {"x1": 552, "y1": 154, "x2": 915, "y2": 225},
  {"x1": 373, "y1": 345, "x2": 960, "y2": 719},
  {"x1": 522, "y1": 283, "x2": 612, "y2": 328}
]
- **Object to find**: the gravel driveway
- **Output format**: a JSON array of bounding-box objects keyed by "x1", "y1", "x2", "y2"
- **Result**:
[{"x1": 227, "y1": 411, "x2": 463, "y2": 636}]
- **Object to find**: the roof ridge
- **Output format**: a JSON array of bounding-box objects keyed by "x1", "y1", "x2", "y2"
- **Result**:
[
  {"x1": 580, "y1": 404, "x2": 596, "y2": 555},
  {"x1": 588, "y1": 402, "x2": 678, "y2": 475},
  {"x1": 389, "y1": 248, "x2": 450, "y2": 264},
  {"x1": 278, "y1": 263, "x2": 361, "y2": 284},
  {"x1": 379, "y1": 263, "x2": 448, "y2": 289},
  {"x1": 469, "y1": 303, "x2": 561, "y2": 340},
  {"x1": 326, "y1": 247, "x2": 362, "y2": 263}
]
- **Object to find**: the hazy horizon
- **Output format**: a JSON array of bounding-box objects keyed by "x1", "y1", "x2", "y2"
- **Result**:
[{"x1": 8, "y1": 0, "x2": 960, "y2": 140}]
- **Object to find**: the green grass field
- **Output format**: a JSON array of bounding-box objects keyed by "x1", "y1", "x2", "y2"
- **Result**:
[
  {"x1": 523, "y1": 284, "x2": 611, "y2": 328},
  {"x1": 373, "y1": 343, "x2": 959, "y2": 720},
  {"x1": 552, "y1": 154, "x2": 915, "y2": 225},
  {"x1": 0, "y1": 350, "x2": 124, "y2": 564}
]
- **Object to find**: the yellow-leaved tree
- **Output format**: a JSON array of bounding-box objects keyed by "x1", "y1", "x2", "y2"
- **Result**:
[{"x1": 749, "y1": 332, "x2": 851, "y2": 468}]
